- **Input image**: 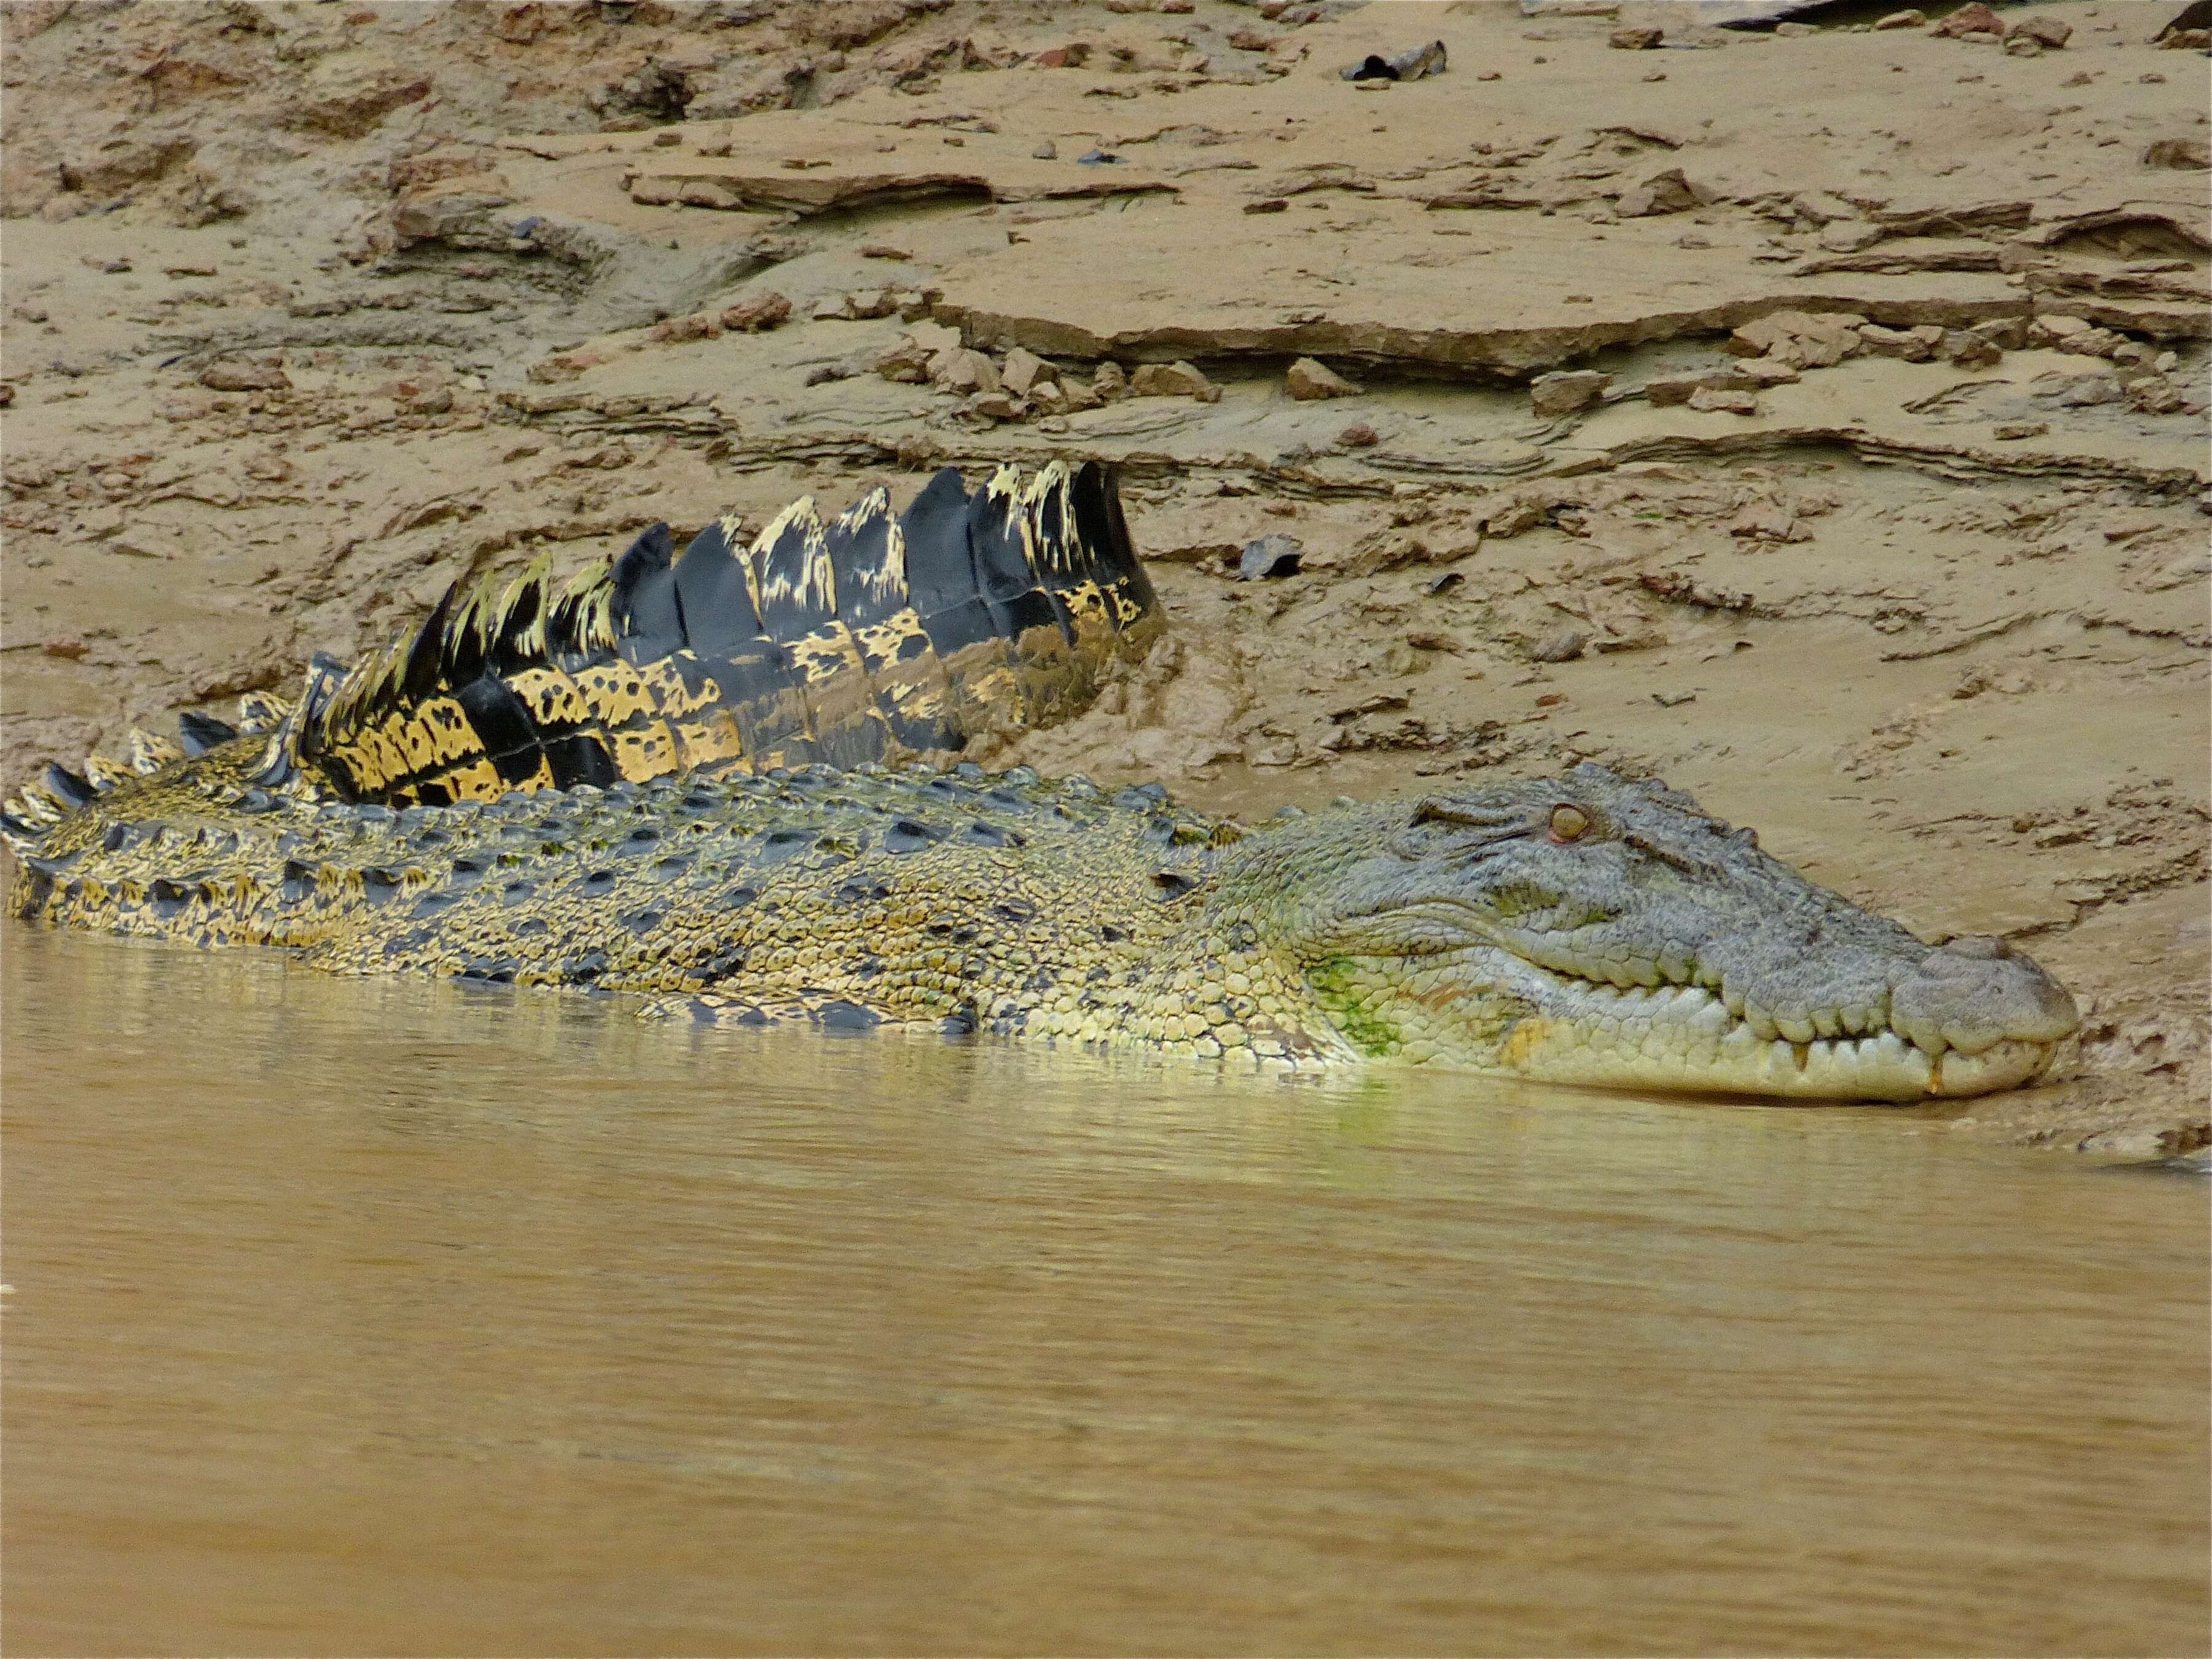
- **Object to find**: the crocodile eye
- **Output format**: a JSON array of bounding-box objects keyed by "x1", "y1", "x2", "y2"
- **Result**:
[{"x1": 1548, "y1": 804, "x2": 1590, "y2": 844}]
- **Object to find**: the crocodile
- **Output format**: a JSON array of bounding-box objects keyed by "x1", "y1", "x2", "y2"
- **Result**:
[{"x1": 4, "y1": 463, "x2": 2078, "y2": 1101}]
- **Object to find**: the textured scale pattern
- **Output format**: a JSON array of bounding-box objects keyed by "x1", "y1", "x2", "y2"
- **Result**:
[{"x1": 291, "y1": 457, "x2": 1151, "y2": 810}]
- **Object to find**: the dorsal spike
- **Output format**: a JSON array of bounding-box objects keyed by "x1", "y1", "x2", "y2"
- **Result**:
[
  {"x1": 128, "y1": 728, "x2": 184, "y2": 774},
  {"x1": 80, "y1": 754, "x2": 131, "y2": 793},
  {"x1": 0, "y1": 811, "x2": 43, "y2": 858},
  {"x1": 6, "y1": 790, "x2": 63, "y2": 827},
  {"x1": 235, "y1": 689, "x2": 294, "y2": 734},
  {"x1": 42, "y1": 764, "x2": 98, "y2": 810},
  {"x1": 178, "y1": 710, "x2": 240, "y2": 755}
]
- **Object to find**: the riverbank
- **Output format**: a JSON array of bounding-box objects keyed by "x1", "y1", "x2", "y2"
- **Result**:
[{"x1": 3, "y1": 0, "x2": 2204, "y2": 1153}]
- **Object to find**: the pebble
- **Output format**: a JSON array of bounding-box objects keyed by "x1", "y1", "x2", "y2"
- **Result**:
[
  {"x1": 1529, "y1": 369, "x2": 1610, "y2": 416},
  {"x1": 1286, "y1": 357, "x2": 1362, "y2": 400},
  {"x1": 1129, "y1": 360, "x2": 1221, "y2": 402},
  {"x1": 1237, "y1": 535, "x2": 1303, "y2": 580}
]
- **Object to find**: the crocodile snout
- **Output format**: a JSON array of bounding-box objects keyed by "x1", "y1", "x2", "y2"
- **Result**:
[{"x1": 1889, "y1": 934, "x2": 2079, "y2": 1057}]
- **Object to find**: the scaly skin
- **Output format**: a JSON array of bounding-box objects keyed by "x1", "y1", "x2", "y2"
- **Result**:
[{"x1": 7, "y1": 755, "x2": 2079, "y2": 1099}]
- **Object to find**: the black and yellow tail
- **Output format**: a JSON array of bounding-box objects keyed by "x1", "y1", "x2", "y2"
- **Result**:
[
  {"x1": 1, "y1": 460, "x2": 1161, "y2": 851},
  {"x1": 324, "y1": 462, "x2": 1167, "y2": 804}
]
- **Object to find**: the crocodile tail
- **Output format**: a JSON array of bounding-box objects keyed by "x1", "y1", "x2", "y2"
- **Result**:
[{"x1": 287, "y1": 460, "x2": 1161, "y2": 807}]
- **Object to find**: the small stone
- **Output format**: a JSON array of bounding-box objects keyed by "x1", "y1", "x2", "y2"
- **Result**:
[
  {"x1": 1609, "y1": 26, "x2": 1663, "y2": 49},
  {"x1": 2125, "y1": 375, "x2": 2187, "y2": 415},
  {"x1": 2157, "y1": 29, "x2": 2210, "y2": 49},
  {"x1": 1129, "y1": 360, "x2": 1222, "y2": 402},
  {"x1": 875, "y1": 335, "x2": 934, "y2": 383},
  {"x1": 1031, "y1": 140, "x2": 1057, "y2": 160},
  {"x1": 2008, "y1": 15, "x2": 2071, "y2": 47},
  {"x1": 1615, "y1": 167, "x2": 1701, "y2": 218},
  {"x1": 860, "y1": 244, "x2": 910, "y2": 261},
  {"x1": 1483, "y1": 498, "x2": 1543, "y2": 538},
  {"x1": 1932, "y1": 2, "x2": 2001, "y2": 37},
  {"x1": 721, "y1": 292, "x2": 791, "y2": 332},
  {"x1": 1733, "y1": 357, "x2": 1801, "y2": 387},
  {"x1": 1237, "y1": 534, "x2": 1303, "y2": 579},
  {"x1": 1775, "y1": 21, "x2": 1817, "y2": 37},
  {"x1": 2143, "y1": 136, "x2": 2211, "y2": 170},
  {"x1": 1034, "y1": 44, "x2": 1089, "y2": 68},
  {"x1": 930, "y1": 347, "x2": 1001, "y2": 394},
  {"x1": 2004, "y1": 34, "x2": 2039, "y2": 55},
  {"x1": 1687, "y1": 386, "x2": 1757, "y2": 414},
  {"x1": 2156, "y1": 351, "x2": 2179, "y2": 374},
  {"x1": 1728, "y1": 309, "x2": 1866, "y2": 369},
  {"x1": 1939, "y1": 329, "x2": 2002, "y2": 368},
  {"x1": 999, "y1": 346, "x2": 1056, "y2": 397},
  {"x1": 1993, "y1": 420, "x2": 2049, "y2": 441},
  {"x1": 1645, "y1": 374, "x2": 1720, "y2": 407},
  {"x1": 648, "y1": 309, "x2": 723, "y2": 343},
  {"x1": 1286, "y1": 357, "x2": 1362, "y2": 400},
  {"x1": 1873, "y1": 8, "x2": 1925, "y2": 28},
  {"x1": 1091, "y1": 361, "x2": 1128, "y2": 401},
  {"x1": 199, "y1": 360, "x2": 291, "y2": 392},
  {"x1": 1338, "y1": 420, "x2": 1380, "y2": 448},
  {"x1": 1818, "y1": 220, "x2": 1884, "y2": 253},
  {"x1": 1529, "y1": 369, "x2": 1610, "y2": 415},
  {"x1": 1859, "y1": 322, "x2": 1936, "y2": 361},
  {"x1": 1529, "y1": 627, "x2": 1588, "y2": 664},
  {"x1": 967, "y1": 390, "x2": 1021, "y2": 420},
  {"x1": 1243, "y1": 198, "x2": 1290, "y2": 214}
]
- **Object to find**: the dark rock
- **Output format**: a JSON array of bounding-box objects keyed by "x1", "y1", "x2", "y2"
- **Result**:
[
  {"x1": 2155, "y1": 2, "x2": 2212, "y2": 41},
  {"x1": 1238, "y1": 534, "x2": 1303, "y2": 580}
]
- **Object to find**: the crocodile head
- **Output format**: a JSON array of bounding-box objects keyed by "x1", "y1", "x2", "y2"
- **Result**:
[{"x1": 1251, "y1": 764, "x2": 2077, "y2": 1099}]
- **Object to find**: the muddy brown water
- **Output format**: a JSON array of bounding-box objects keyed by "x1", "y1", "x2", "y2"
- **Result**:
[{"x1": 3, "y1": 926, "x2": 2205, "y2": 1657}]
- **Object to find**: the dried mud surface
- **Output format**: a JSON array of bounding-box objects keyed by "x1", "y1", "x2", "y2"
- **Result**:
[{"x1": 2, "y1": 0, "x2": 2205, "y2": 1157}]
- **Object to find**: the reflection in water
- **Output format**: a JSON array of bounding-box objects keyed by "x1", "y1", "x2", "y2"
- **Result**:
[{"x1": 4, "y1": 928, "x2": 2206, "y2": 1655}]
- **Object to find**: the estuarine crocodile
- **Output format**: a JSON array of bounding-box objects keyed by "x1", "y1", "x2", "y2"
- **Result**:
[{"x1": 5, "y1": 462, "x2": 2077, "y2": 1100}]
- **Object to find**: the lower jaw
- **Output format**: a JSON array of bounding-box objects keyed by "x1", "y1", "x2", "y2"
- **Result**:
[{"x1": 1499, "y1": 1021, "x2": 2058, "y2": 1102}]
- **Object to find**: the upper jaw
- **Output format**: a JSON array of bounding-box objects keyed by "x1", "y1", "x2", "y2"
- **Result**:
[{"x1": 1357, "y1": 906, "x2": 2078, "y2": 1100}]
